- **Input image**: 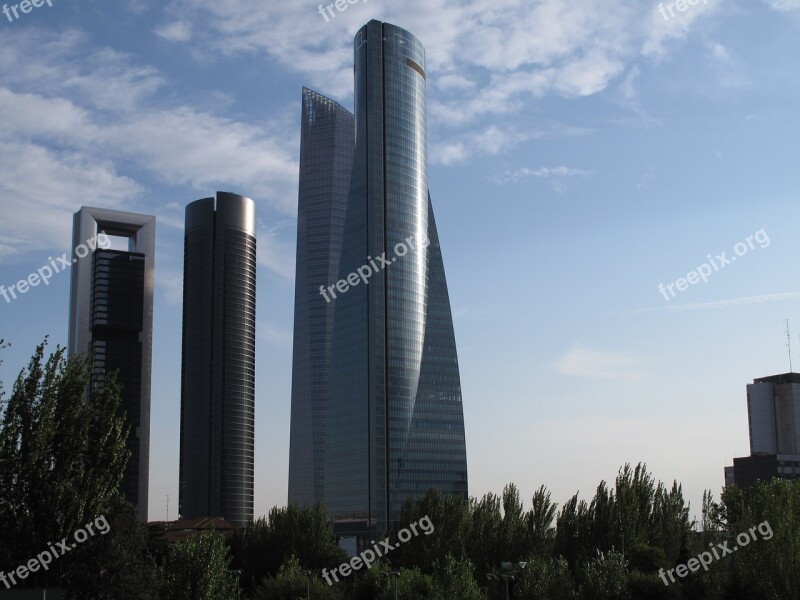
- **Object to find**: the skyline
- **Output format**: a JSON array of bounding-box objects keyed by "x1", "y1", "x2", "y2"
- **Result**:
[{"x1": 1, "y1": 0, "x2": 800, "y2": 524}]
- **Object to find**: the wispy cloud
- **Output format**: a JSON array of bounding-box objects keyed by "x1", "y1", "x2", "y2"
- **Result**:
[
  {"x1": 762, "y1": 0, "x2": 800, "y2": 11},
  {"x1": 155, "y1": 20, "x2": 193, "y2": 42},
  {"x1": 551, "y1": 345, "x2": 647, "y2": 382},
  {"x1": 257, "y1": 224, "x2": 295, "y2": 280},
  {"x1": 430, "y1": 125, "x2": 531, "y2": 166},
  {"x1": 491, "y1": 165, "x2": 593, "y2": 184},
  {"x1": 637, "y1": 292, "x2": 800, "y2": 314},
  {"x1": 490, "y1": 165, "x2": 594, "y2": 192}
]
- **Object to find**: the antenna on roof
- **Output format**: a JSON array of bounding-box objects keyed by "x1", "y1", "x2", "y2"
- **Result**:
[{"x1": 786, "y1": 319, "x2": 793, "y2": 372}]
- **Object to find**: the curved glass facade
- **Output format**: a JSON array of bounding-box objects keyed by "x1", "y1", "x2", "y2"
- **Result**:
[
  {"x1": 325, "y1": 21, "x2": 467, "y2": 538},
  {"x1": 290, "y1": 20, "x2": 467, "y2": 540}
]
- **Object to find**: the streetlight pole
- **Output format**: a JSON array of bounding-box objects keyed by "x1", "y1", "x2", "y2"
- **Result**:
[
  {"x1": 303, "y1": 569, "x2": 313, "y2": 600},
  {"x1": 501, "y1": 574, "x2": 514, "y2": 600},
  {"x1": 487, "y1": 561, "x2": 527, "y2": 600},
  {"x1": 230, "y1": 569, "x2": 242, "y2": 599},
  {"x1": 380, "y1": 570, "x2": 399, "y2": 600}
]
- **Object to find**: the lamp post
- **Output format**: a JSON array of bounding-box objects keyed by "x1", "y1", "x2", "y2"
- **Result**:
[
  {"x1": 303, "y1": 569, "x2": 313, "y2": 600},
  {"x1": 486, "y1": 561, "x2": 527, "y2": 600},
  {"x1": 379, "y1": 570, "x2": 400, "y2": 600},
  {"x1": 230, "y1": 569, "x2": 242, "y2": 599}
]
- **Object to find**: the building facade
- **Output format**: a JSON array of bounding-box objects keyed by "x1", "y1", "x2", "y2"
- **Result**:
[
  {"x1": 288, "y1": 88, "x2": 355, "y2": 508},
  {"x1": 726, "y1": 373, "x2": 800, "y2": 487},
  {"x1": 179, "y1": 192, "x2": 257, "y2": 527},
  {"x1": 68, "y1": 207, "x2": 155, "y2": 522},
  {"x1": 289, "y1": 20, "x2": 468, "y2": 541}
]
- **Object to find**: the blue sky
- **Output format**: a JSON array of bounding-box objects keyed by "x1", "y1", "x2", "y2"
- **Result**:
[{"x1": 1, "y1": 0, "x2": 799, "y2": 522}]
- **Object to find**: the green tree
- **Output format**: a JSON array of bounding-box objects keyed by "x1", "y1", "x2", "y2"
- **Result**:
[
  {"x1": 0, "y1": 338, "x2": 130, "y2": 587},
  {"x1": 160, "y1": 529, "x2": 240, "y2": 600},
  {"x1": 62, "y1": 492, "x2": 159, "y2": 599},
  {"x1": 626, "y1": 570, "x2": 682, "y2": 600},
  {"x1": 514, "y1": 555, "x2": 579, "y2": 600},
  {"x1": 579, "y1": 550, "x2": 630, "y2": 600},
  {"x1": 380, "y1": 567, "x2": 436, "y2": 600},
  {"x1": 431, "y1": 553, "x2": 483, "y2": 600},
  {"x1": 467, "y1": 491, "x2": 503, "y2": 574},
  {"x1": 391, "y1": 488, "x2": 471, "y2": 572},
  {"x1": 554, "y1": 464, "x2": 691, "y2": 570},
  {"x1": 524, "y1": 485, "x2": 557, "y2": 556},
  {"x1": 252, "y1": 555, "x2": 343, "y2": 600},
  {"x1": 721, "y1": 479, "x2": 800, "y2": 600},
  {"x1": 229, "y1": 502, "x2": 346, "y2": 591},
  {"x1": 555, "y1": 493, "x2": 591, "y2": 567}
]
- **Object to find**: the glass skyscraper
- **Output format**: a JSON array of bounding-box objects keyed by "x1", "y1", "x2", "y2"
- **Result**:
[
  {"x1": 288, "y1": 89, "x2": 354, "y2": 508},
  {"x1": 289, "y1": 20, "x2": 468, "y2": 540},
  {"x1": 179, "y1": 192, "x2": 257, "y2": 527}
]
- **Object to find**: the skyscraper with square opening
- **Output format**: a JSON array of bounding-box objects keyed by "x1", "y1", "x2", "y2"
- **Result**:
[{"x1": 289, "y1": 20, "x2": 468, "y2": 541}]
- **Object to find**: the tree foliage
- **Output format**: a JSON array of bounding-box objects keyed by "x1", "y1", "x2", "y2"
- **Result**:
[
  {"x1": 229, "y1": 501, "x2": 346, "y2": 591},
  {"x1": 160, "y1": 530, "x2": 239, "y2": 600},
  {"x1": 252, "y1": 555, "x2": 343, "y2": 600},
  {"x1": 0, "y1": 338, "x2": 130, "y2": 590}
]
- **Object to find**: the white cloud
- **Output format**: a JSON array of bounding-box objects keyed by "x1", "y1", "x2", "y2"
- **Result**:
[
  {"x1": 257, "y1": 225, "x2": 295, "y2": 280},
  {"x1": 641, "y1": 0, "x2": 717, "y2": 58},
  {"x1": 762, "y1": 0, "x2": 800, "y2": 11},
  {"x1": 155, "y1": 0, "x2": 716, "y2": 141},
  {"x1": 0, "y1": 29, "x2": 298, "y2": 262},
  {"x1": 637, "y1": 292, "x2": 800, "y2": 313},
  {"x1": 430, "y1": 125, "x2": 530, "y2": 166},
  {"x1": 490, "y1": 165, "x2": 593, "y2": 185},
  {"x1": 0, "y1": 140, "x2": 143, "y2": 262},
  {"x1": 155, "y1": 20, "x2": 193, "y2": 42},
  {"x1": 551, "y1": 345, "x2": 648, "y2": 382}
]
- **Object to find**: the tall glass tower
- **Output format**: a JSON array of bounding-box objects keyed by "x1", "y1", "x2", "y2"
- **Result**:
[
  {"x1": 288, "y1": 89, "x2": 354, "y2": 508},
  {"x1": 179, "y1": 192, "x2": 257, "y2": 527},
  {"x1": 290, "y1": 20, "x2": 468, "y2": 540}
]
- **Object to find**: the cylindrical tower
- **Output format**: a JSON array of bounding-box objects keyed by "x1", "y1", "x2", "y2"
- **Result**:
[{"x1": 180, "y1": 192, "x2": 256, "y2": 527}]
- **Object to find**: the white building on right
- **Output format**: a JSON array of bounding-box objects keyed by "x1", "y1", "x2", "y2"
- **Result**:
[{"x1": 726, "y1": 373, "x2": 800, "y2": 487}]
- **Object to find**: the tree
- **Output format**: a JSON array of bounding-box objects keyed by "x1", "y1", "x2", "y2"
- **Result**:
[
  {"x1": 721, "y1": 479, "x2": 800, "y2": 600},
  {"x1": 252, "y1": 555, "x2": 343, "y2": 600},
  {"x1": 467, "y1": 491, "x2": 503, "y2": 574},
  {"x1": 160, "y1": 529, "x2": 240, "y2": 600},
  {"x1": 525, "y1": 485, "x2": 557, "y2": 556},
  {"x1": 0, "y1": 338, "x2": 130, "y2": 587},
  {"x1": 431, "y1": 554, "x2": 483, "y2": 600},
  {"x1": 381, "y1": 567, "x2": 436, "y2": 600},
  {"x1": 555, "y1": 493, "x2": 591, "y2": 568},
  {"x1": 62, "y1": 492, "x2": 159, "y2": 599},
  {"x1": 229, "y1": 502, "x2": 346, "y2": 591},
  {"x1": 514, "y1": 555, "x2": 579, "y2": 600},
  {"x1": 391, "y1": 488, "x2": 471, "y2": 572},
  {"x1": 579, "y1": 550, "x2": 630, "y2": 600}
]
